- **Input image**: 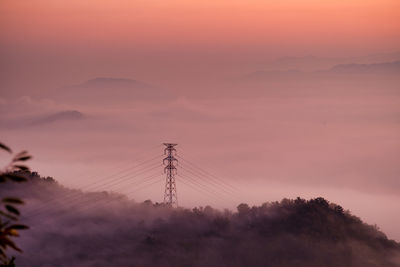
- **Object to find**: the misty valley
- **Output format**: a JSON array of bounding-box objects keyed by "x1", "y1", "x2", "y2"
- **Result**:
[{"x1": 1, "y1": 1, "x2": 400, "y2": 265}]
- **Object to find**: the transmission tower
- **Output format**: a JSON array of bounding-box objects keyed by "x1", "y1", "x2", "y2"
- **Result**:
[{"x1": 163, "y1": 143, "x2": 178, "y2": 207}]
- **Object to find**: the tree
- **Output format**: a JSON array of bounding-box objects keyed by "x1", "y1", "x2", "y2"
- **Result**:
[
  {"x1": 236, "y1": 203, "x2": 250, "y2": 215},
  {"x1": 0, "y1": 143, "x2": 31, "y2": 267}
]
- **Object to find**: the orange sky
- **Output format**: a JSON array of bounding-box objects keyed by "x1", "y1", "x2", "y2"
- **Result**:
[{"x1": 1, "y1": 0, "x2": 399, "y2": 54}]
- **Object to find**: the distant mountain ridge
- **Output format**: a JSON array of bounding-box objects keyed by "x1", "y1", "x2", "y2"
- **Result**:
[
  {"x1": 242, "y1": 60, "x2": 400, "y2": 82},
  {"x1": 328, "y1": 61, "x2": 400, "y2": 73},
  {"x1": 266, "y1": 52, "x2": 400, "y2": 71}
]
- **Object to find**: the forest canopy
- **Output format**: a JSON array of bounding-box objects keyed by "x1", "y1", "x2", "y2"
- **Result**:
[{"x1": 1, "y1": 171, "x2": 400, "y2": 267}]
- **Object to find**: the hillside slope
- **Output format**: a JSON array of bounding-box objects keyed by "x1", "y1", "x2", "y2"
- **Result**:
[{"x1": 2, "y1": 172, "x2": 400, "y2": 267}]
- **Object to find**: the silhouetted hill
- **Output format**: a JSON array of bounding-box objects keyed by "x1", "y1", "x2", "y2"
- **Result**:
[{"x1": 2, "y1": 171, "x2": 400, "y2": 267}]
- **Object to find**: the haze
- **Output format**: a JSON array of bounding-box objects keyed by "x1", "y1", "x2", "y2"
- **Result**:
[{"x1": 1, "y1": 0, "x2": 400, "y2": 242}]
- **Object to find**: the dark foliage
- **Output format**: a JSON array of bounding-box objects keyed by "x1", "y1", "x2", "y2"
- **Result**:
[
  {"x1": 1, "y1": 172, "x2": 400, "y2": 267},
  {"x1": 0, "y1": 143, "x2": 31, "y2": 267}
]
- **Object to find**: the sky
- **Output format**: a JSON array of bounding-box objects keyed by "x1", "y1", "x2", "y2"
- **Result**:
[
  {"x1": 1, "y1": 0, "x2": 400, "y2": 240},
  {"x1": 1, "y1": 0, "x2": 399, "y2": 90}
]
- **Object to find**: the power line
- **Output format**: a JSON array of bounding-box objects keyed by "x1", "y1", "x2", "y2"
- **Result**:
[
  {"x1": 176, "y1": 174, "x2": 231, "y2": 204},
  {"x1": 26, "y1": 173, "x2": 165, "y2": 221},
  {"x1": 25, "y1": 171, "x2": 164, "y2": 220},
  {"x1": 175, "y1": 175, "x2": 229, "y2": 205},
  {"x1": 62, "y1": 144, "x2": 163, "y2": 186},
  {"x1": 176, "y1": 154, "x2": 241, "y2": 193},
  {"x1": 25, "y1": 152, "x2": 163, "y2": 216},
  {"x1": 25, "y1": 143, "x2": 244, "y2": 220},
  {"x1": 24, "y1": 156, "x2": 163, "y2": 217},
  {"x1": 178, "y1": 163, "x2": 237, "y2": 198}
]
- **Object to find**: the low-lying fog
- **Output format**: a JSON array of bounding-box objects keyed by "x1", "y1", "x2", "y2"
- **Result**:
[{"x1": 1, "y1": 59, "x2": 399, "y2": 241}]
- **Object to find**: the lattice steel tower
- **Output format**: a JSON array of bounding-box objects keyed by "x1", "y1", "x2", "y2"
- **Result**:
[{"x1": 163, "y1": 143, "x2": 178, "y2": 207}]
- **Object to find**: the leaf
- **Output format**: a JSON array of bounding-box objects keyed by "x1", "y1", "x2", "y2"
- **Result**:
[
  {"x1": 13, "y1": 165, "x2": 30, "y2": 172},
  {"x1": 5, "y1": 224, "x2": 29, "y2": 230},
  {"x1": 0, "y1": 211, "x2": 17, "y2": 221},
  {"x1": 0, "y1": 220, "x2": 11, "y2": 228},
  {"x1": 5, "y1": 205, "x2": 20, "y2": 216},
  {"x1": 0, "y1": 143, "x2": 12, "y2": 153},
  {"x1": 2, "y1": 198, "x2": 24, "y2": 205},
  {"x1": 13, "y1": 156, "x2": 32, "y2": 162},
  {"x1": 4, "y1": 256, "x2": 16, "y2": 266},
  {"x1": 0, "y1": 236, "x2": 21, "y2": 252},
  {"x1": 12, "y1": 151, "x2": 31, "y2": 162},
  {"x1": 5, "y1": 229, "x2": 19, "y2": 237}
]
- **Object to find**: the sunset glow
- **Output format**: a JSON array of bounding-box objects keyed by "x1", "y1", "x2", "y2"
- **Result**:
[{"x1": 1, "y1": 0, "x2": 400, "y2": 266}]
